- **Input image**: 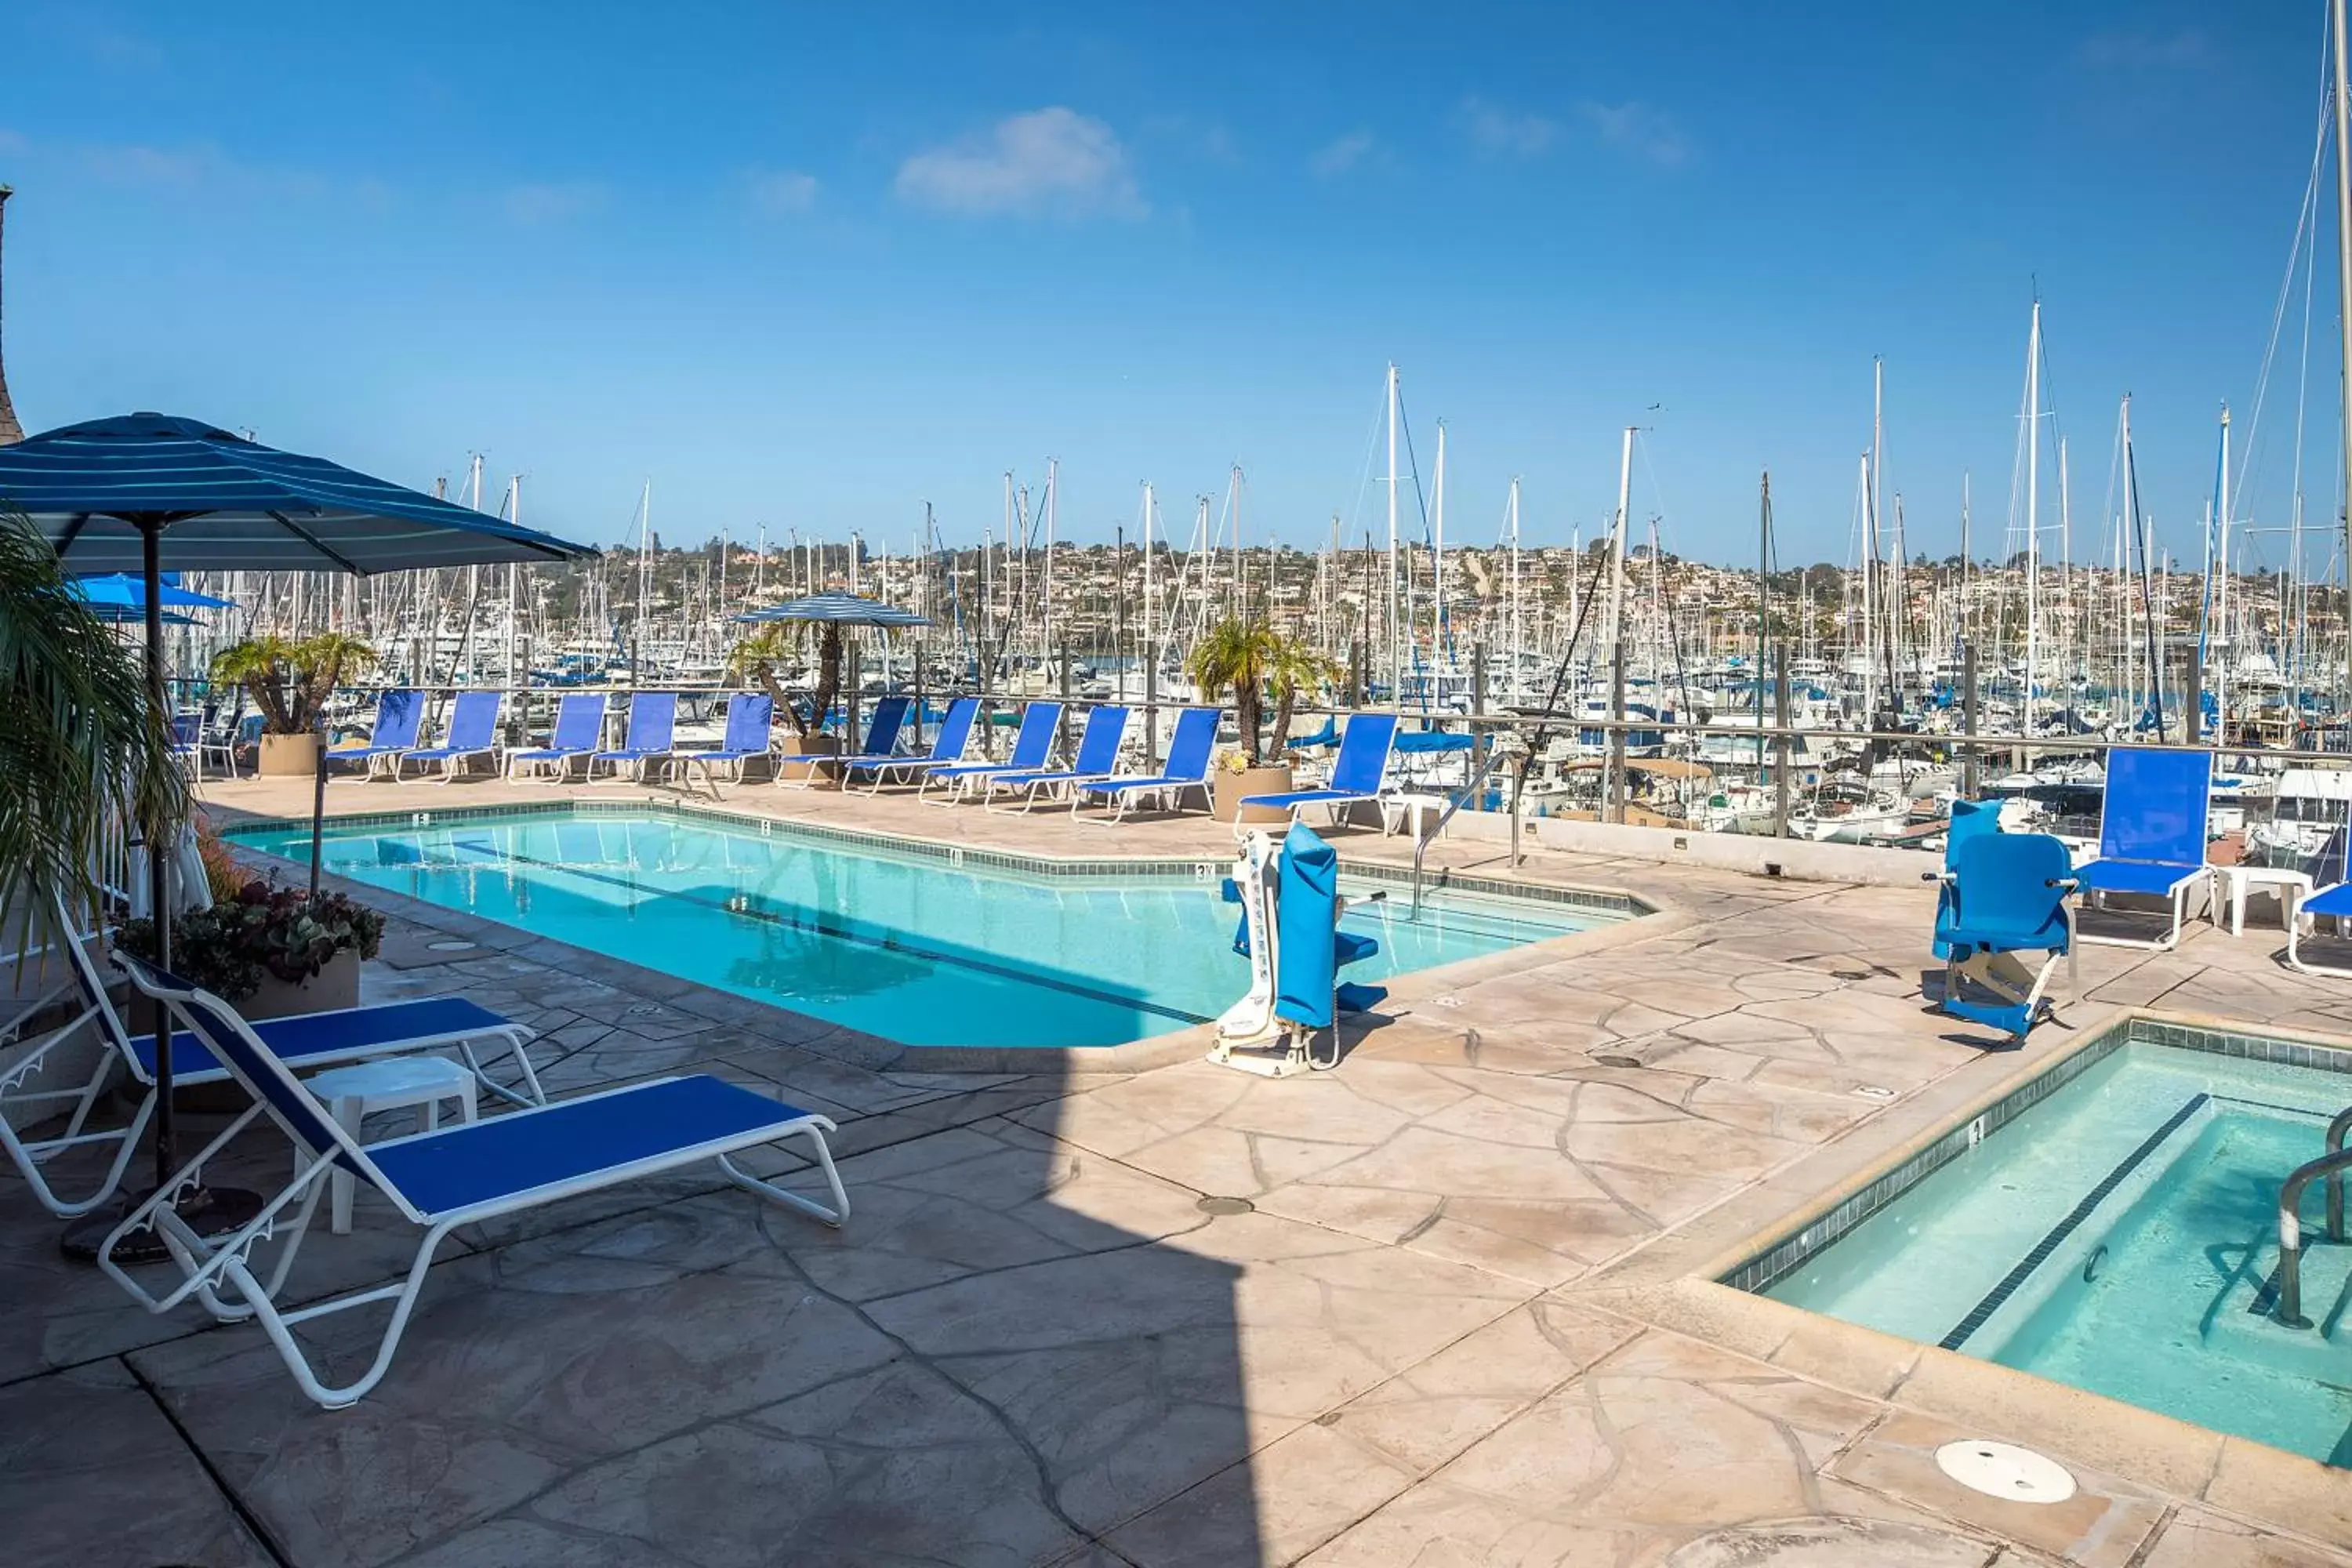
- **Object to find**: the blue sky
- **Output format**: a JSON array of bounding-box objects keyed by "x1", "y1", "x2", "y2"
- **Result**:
[{"x1": 0, "y1": 2, "x2": 2336, "y2": 569}]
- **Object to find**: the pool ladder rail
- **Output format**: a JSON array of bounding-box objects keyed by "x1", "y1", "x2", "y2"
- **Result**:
[{"x1": 2272, "y1": 1104, "x2": 2352, "y2": 1329}]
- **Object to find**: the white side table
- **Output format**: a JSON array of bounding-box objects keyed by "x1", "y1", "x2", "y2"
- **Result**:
[
  {"x1": 2217, "y1": 865, "x2": 2313, "y2": 938},
  {"x1": 1382, "y1": 790, "x2": 1452, "y2": 840},
  {"x1": 303, "y1": 1056, "x2": 479, "y2": 1232}
]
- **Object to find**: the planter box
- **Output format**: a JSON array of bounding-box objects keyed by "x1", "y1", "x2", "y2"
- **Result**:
[
  {"x1": 176, "y1": 949, "x2": 360, "y2": 1113},
  {"x1": 775, "y1": 733, "x2": 842, "y2": 785},
  {"x1": 257, "y1": 731, "x2": 321, "y2": 777},
  {"x1": 1212, "y1": 764, "x2": 1295, "y2": 824}
]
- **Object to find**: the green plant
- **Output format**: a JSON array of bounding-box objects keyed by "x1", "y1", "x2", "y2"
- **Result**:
[
  {"x1": 1186, "y1": 617, "x2": 1275, "y2": 764},
  {"x1": 192, "y1": 814, "x2": 246, "y2": 904},
  {"x1": 0, "y1": 506, "x2": 190, "y2": 924},
  {"x1": 1186, "y1": 619, "x2": 1337, "y2": 764},
  {"x1": 1263, "y1": 630, "x2": 1341, "y2": 763},
  {"x1": 116, "y1": 879, "x2": 385, "y2": 1003},
  {"x1": 728, "y1": 619, "x2": 840, "y2": 739},
  {"x1": 209, "y1": 632, "x2": 379, "y2": 735}
]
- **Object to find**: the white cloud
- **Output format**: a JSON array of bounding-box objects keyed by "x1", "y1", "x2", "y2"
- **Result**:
[
  {"x1": 1461, "y1": 98, "x2": 1557, "y2": 158},
  {"x1": 502, "y1": 180, "x2": 604, "y2": 224},
  {"x1": 895, "y1": 107, "x2": 1144, "y2": 219},
  {"x1": 1578, "y1": 101, "x2": 1690, "y2": 167},
  {"x1": 1311, "y1": 129, "x2": 1375, "y2": 180},
  {"x1": 746, "y1": 168, "x2": 818, "y2": 215}
]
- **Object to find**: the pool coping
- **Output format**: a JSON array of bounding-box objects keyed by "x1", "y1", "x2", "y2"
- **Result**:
[
  {"x1": 1567, "y1": 1000, "x2": 2352, "y2": 1548},
  {"x1": 205, "y1": 797, "x2": 1675, "y2": 1077}
]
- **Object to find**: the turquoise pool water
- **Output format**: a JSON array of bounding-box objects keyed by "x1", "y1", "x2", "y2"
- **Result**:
[
  {"x1": 229, "y1": 810, "x2": 1608, "y2": 1048},
  {"x1": 1761, "y1": 1041, "x2": 2352, "y2": 1465}
]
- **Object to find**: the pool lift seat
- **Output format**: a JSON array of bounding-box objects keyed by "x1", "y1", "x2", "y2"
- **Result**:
[
  {"x1": 1210, "y1": 825, "x2": 1387, "y2": 1077},
  {"x1": 1933, "y1": 831, "x2": 2078, "y2": 1043}
]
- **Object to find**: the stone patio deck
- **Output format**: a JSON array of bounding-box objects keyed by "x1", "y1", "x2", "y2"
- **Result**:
[{"x1": 6, "y1": 769, "x2": 2352, "y2": 1566}]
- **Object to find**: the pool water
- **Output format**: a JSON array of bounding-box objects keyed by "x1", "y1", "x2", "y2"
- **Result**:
[
  {"x1": 1761, "y1": 1042, "x2": 2352, "y2": 1465},
  {"x1": 230, "y1": 810, "x2": 1607, "y2": 1048}
]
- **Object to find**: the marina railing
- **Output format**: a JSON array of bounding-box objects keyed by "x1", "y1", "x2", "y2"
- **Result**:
[{"x1": 171, "y1": 677, "x2": 2352, "y2": 851}]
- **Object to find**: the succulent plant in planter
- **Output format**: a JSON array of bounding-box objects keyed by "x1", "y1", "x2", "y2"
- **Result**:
[{"x1": 118, "y1": 879, "x2": 386, "y2": 1004}]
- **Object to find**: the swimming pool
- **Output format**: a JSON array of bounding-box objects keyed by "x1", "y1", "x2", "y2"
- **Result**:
[
  {"x1": 228, "y1": 808, "x2": 1619, "y2": 1048},
  {"x1": 1743, "y1": 1024, "x2": 2352, "y2": 1465}
]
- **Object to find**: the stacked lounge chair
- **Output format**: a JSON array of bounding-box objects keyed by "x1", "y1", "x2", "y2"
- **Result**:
[
  {"x1": 1076, "y1": 706, "x2": 1220, "y2": 824},
  {"x1": 843, "y1": 696, "x2": 978, "y2": 791},
  {"x1": 983, "y1": 704, "x2": 1130, "y2": 810},
  {"x1": 919, "y1": 702, "x2": 1062, "y2": 804}
]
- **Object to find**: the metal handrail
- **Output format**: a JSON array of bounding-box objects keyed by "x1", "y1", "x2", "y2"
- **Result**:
[
  {"x1": 1410, "y1": 744, "x2": 1513, "y2": 920},
  {"x1": 2274, "y1": 1144, "x2": 2352, "y2": 1327},
  {"x1": 2325, "y1": 1105, "x2": 2352, "y2": 1243}
]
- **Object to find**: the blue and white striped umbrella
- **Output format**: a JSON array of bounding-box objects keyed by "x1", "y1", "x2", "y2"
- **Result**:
[
  {"x1": 0, "y1": 412, "x2": 595, "y2": 574},
  {"x1": 737, "y1": 592, "x2": 931, "y2": 628}
]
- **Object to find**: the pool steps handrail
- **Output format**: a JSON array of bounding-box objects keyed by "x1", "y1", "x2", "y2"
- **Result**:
[{"x1": 2274, "y1": 1137, "x2": 2352, "y2": 1329}]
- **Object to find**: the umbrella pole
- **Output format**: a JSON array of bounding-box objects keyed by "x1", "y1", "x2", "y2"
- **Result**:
[
  {"x1": 310, "y1": 713, "x2": 328, "y2": 896},
  {"x1": 141, "y1": 521, "x2": 176, "y2": 1190}
]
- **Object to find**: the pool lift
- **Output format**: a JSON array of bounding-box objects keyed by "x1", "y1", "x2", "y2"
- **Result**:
[
  {"x1": 1212, "y1": 824, "x2": 1388, "y2": 1076},
  {"x1": 1930, "y1": 831, "x2": 2078, "y2": 1043}
]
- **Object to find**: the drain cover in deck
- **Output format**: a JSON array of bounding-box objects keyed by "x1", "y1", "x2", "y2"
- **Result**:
[
  {"x1": 1196, "y1": 1196, "x2": 1254, "y2": 1216},
  {"x1": 1934, "y1": 1439, "x2": 2076, "y2": 1503}
]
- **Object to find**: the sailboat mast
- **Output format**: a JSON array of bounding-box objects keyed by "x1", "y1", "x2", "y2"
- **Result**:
[
  {"x1": 1508, "y1": 477, "x2": 1523, "y2": 696},
  {"x1": 1603, "y1": 426, "x2": 1634, "y2": 661},
  {"x1": 2025, "y1": 301, "x2": 2042, "y2": 736},
  {"x1": 2333, "y1": 0, "x2": 2352, "y2": 718},
  {"x1": 1385, "y1": 364, "x2": 1401, "y2": 702},
  {"x1": 1432, "y1": 421, "x2": 1446, "y2": 694}
]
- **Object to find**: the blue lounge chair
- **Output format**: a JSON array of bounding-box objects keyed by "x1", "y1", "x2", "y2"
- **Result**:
[
  {"x1": 96, "y1": 954, "x2": 845, "y2": 1410},
  {"x1": 588, "y1": 691, "x2": 678, "y2": 784},
  {"x1": 921, "y1": 701, "x2": 1063, "y2": 804},
  {"x1": 1240, "y1": 712, "x2": 1400, "y2": 832},
  {"x1": 1076, "y1": 706, "x2": 1221, "y2": 824},
  {"x1": 506, "y1": 692, "x2": 608, "y2": 782},
  {"x1": 2071, "y1": 746, "x2": 2215, "y2": 950},
  {"x1": 167, "y1": 712, "x2": 204, "y2": 779},
  {"x1": 781, "y1": 694, "x2": 910, "y2": 789},
  {"x1": 843, "y1": 696, "x2": 979, "y2": 791},
  {"x1": 326, "y1": 690, "x2": 426, "y2": 780},
  {"x1": 2285, "y1": 827, "x2": 2352, "y2": 977},
  {"x1": 680, "y1": 693, "x2": 778, "y2": 792},
  {"x1": 984, "y1": 704, "x2": 1130, "y2": 811},
  {"x1": 1935, "y1": 831, "x2": 2077, "y2": 1041},
  {"x1": 1929, "y1": 797, "x2": 2000, "y2": 961},
  {"x1": 0, "y1": 904, "x2": 544, "y2": 1219},
  {"x1": 392, "y1": 691, "x2": 503, "y2": 784}
]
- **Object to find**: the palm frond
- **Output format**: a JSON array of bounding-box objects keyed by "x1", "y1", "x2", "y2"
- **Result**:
[{"x1": 0, "y1": 506, "x2": 191, "y2": 921}]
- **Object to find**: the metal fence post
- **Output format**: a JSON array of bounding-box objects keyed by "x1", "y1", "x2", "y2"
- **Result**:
[
  {"x1": 1773, "y1": 644, "x2": 1791, "y2": 839},
  {"x1": 2185, "y1": 654, "x2": 2204, "y2": 748},
  {"x1": 1961, "y1": 641, "x2": 1980, "y2": 798},
  {"x1": 1609, "y1": 639, "x2": 1628, "y2": 825}
]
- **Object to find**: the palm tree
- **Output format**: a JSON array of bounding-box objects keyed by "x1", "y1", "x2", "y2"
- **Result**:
[
  {"x1": 210, "y1": 632, "x2": 378, "y2": 734},
  {"x1": 0, "y1": 505, "x2": 187, "y2": 920},
  {"x1": 1187, "y1": 617, "x2": 1274, "y2": 763},
  {"x1": 1264, "y1": 630, "x2": 1341, "y2": 759},
  {"x1": 727, "y1": 620, "x2": 842, "y2": 739}
]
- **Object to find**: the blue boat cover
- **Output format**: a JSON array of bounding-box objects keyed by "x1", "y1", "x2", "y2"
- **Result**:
[
  {"x1": 364, "y1": 1074, "x2": 814, "y2": 1216},
  {"x1": 1275, "y1": 824, "x2": 1340, "y2": 1029}
]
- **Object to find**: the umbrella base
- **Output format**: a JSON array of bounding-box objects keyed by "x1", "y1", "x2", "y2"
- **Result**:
[{"x1": 59, "y1": 1184, "x2": 268, "y2": 1264}]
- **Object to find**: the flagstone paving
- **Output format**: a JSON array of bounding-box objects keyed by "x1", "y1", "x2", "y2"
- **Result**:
[{"x1": 3, "y1": 774, "x2": 2350, "y2": 1564}]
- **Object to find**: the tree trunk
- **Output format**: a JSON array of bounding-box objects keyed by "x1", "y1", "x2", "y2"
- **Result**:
[
  {"x1": 1269, "y1": 685, "x2": 1297, "y2": 762},
  {"x1": 808, "y1": 625, "x2": 844, "y2": 742},
  {"x1": 1236, "y1": 681, "x2": 1264, "y2": 764},
  {"x1": 752, "y1": 662, "x2": 809, "y2": 737}
]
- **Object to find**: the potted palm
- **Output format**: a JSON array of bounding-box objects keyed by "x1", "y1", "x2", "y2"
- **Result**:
[
  {"x1": 1191, "y1": 619, "x2": 1338, "y2": 823},
  {"x1": 729, "y1": 620, "x2": 842, "y2": 782},
  {"x1": 210, "y1": 632, "x2": 379, "y2": 775}
]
